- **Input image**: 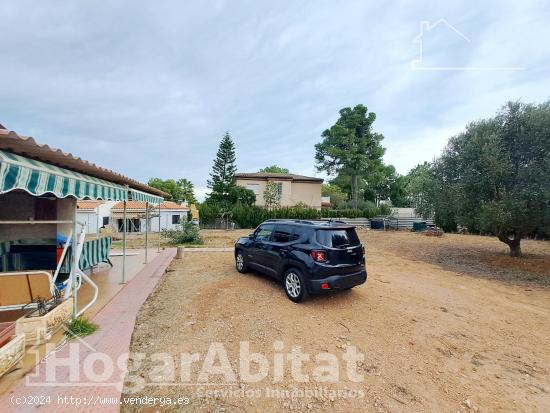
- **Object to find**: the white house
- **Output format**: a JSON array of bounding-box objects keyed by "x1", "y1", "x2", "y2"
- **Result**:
[
  {"x1": 110, "y1": 201, "x2": 189, "y2": 233},
  {"x1": 235, "y1": 172, "x2": 323, "y2": 209},
  {"x1": 76, "y1": 201, "x2": 118, "y2": 234}
]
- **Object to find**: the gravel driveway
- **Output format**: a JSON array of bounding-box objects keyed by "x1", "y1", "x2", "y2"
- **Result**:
[{"x1": 121, "y1": 231, "x2": 550, "y2": 412}]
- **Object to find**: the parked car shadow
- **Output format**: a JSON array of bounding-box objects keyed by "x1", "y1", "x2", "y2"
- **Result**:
[{"x1": 237, "y1": 268, "x2": 357, "y2": 305}]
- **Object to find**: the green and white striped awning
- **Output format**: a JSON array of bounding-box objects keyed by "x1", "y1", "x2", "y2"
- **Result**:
[
  {"x1": 0, "y1": 150, "x2": 128, "y2": 200},
  {"x1": 129, "y1": 188, "x2": 164, "y2": 204}
]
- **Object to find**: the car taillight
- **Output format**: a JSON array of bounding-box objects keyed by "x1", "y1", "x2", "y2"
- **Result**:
[{"x1": 310, "y1": 250, "x2": 327, "y2": 262}]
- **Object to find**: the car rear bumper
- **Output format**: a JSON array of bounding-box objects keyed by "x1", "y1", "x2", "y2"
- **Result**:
[{"x1": 307, "y1": 269, "x2": 367, "y2": 293}]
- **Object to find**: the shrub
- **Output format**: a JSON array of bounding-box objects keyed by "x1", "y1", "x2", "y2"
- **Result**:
[
  {"x1": 230, "y1": 203, "x2": 391, "y2": 228},
  {"x1": 162, "y1": 222, "x2": 203, "y2": 245},
  {"x1": 66, "y1": 317, "x2": 97, "y2": 339},
  {"x1": 229, "y1": 186, "x2": 256, "y2": 206},
  {"x1": 320, "y1": 204, "x2": 391, "y2": 219},
  {"x1": 197, "y1": 202, "x2": 220, "y2": 225}
]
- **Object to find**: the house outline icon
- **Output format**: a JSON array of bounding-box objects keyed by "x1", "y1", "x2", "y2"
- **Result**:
[{"x1": 410, "y1": 18, "x2": 524, "y2": 71}]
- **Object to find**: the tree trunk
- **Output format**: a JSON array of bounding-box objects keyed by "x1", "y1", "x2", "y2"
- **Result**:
[
  {"x1": 498, "y1": 232, "x2": 522, "y2": 257},
  {"x1": 352, "y1": 174, "x2": 358, "y2": 210},
  {"x1": 509, "y1": 240, "x2": 522, "y2": 257}
]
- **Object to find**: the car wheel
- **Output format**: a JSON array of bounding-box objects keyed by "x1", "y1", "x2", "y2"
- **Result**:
[
  {"x1": 235, "y1": 251, "x2": 248, "y2": 273},
  {"x1": 283, "y1": 268, "x2": 308, "y2": 303}
]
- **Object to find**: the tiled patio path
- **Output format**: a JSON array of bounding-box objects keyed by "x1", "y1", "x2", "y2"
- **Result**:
[{"x1": 0, "y1": 248, "x2": 176, "y2": 412}]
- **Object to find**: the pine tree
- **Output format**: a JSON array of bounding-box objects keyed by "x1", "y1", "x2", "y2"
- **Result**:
[{"x1": 207, "y1": 132, "x2": 237, "y2": 205}]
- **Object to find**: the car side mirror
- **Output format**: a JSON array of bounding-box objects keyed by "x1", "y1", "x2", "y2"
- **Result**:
[{"x1": 248, "y1": 234, "x2": 255, "y2": 240}]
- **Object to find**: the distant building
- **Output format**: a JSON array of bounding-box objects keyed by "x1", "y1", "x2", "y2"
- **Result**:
[
  {"x1": 110, "y1": 201, "x2": 189, "y2": 233},
  {"x1": 235, "y1": 172, "x2": 323, "y2": 209},
  {"x1": 76, "y1": 201, "x2": 118, "y2": 234},
  {"x1": 188, "y1": 203, "x2": 200, "y2": 221}
]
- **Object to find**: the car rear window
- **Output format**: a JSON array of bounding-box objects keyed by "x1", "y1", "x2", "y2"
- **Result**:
[{"x1": 315, "y1": 228, "x2": 360, "y2": 248}]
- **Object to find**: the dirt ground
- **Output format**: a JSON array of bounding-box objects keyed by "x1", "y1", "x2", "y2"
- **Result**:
[
  {"x1": 122, "y1": 230, "x2": 550, "y2": 412},
  {"x1": 110, "y1": 230, "x2": 250, "y2": 249}
]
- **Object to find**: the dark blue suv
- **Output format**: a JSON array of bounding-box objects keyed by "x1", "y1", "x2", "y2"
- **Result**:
[{"x1": 234, "y1": 219, "x2": 367, "y2": 302}]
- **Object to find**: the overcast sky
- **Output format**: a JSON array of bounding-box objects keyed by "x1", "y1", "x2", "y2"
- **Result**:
[{"x1": 1, "y1": 1, "x2": 549, "y2": 200}]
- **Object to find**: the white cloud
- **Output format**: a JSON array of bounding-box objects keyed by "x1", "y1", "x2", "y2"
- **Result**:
[
  {"x1": 0, "y1": 0, "x2": 548, "y2": 189},
  {"x1": 194, "y1": 186, "x2": 211, "y2": 203}
]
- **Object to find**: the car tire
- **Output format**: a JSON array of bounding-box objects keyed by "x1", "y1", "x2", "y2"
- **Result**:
[
  {"x1": 283, "y1": 268, "x2": 308, "y2": 303},
  {"x1": 235, "y1": 251, "x2": 248, "y2": 273}
]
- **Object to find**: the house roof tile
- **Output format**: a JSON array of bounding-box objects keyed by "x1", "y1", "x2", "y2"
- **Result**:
[
  {"x1": 0, "y1": 128, "x2": 167, "y2": 198},
  {"x1": 111, "y1": 200, "x2": 188, "y2": 211},
  {"x1": 235, "y1": 172, "x2": 323, "y2": 182},
  {"x1": 76, "y1": 201, "x2": 102, "y2": 210}
]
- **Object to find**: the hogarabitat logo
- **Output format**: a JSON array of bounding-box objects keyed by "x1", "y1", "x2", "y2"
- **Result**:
[
  {"x1": 126, "y1": 341, "x2": 365, "y2": 392},
  {"x1": 28, "y1": 340, "x2": 367, "y2": 393}
]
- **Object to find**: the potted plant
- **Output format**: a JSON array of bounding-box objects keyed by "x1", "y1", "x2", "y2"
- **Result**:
[{"x1": 16, "y1": 294, "x2": 73, "y2": 346}]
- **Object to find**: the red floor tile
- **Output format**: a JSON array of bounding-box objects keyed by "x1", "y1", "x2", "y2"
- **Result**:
[{"x1": 0, "y1": 248, "x2": 176, "y2": 413}]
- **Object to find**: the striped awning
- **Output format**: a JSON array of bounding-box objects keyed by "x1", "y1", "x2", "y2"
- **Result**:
[
  {"x1": 129, "y1": 188, "x2": 164, "y2": 204},
  {"x1": 0, "y1": 150, "x2": 128, "y2": 200},
  {"x1": 79, "y1": 236, "x2": 113, "y2": 270}
]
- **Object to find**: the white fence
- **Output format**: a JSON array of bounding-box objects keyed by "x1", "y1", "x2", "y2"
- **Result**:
[
  {"x1": 386, "y1": 216, "x2": 434, "y2": 230},
  {"x1": 321, "y1": 216, "x2": 434, "y2": 230}
]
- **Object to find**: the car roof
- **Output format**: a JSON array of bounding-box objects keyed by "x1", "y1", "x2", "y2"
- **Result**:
[{"x1": 262, "y1": 219, "x2": 355, "y2": 229}]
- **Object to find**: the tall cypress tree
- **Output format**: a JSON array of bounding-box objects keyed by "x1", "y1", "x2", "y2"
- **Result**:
[{"x1": 207, "y1": 132, "x2": 237, "y2": 205}]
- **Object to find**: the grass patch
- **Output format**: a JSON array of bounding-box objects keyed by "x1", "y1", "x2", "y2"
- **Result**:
[{"x1": 66, "y1": 317, "x2": 98, "y2": 339}]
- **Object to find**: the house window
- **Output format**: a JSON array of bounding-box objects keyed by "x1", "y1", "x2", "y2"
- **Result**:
[
  {"x1": 172, "y1": 215, "x2": 181, "y2": 224},
  {"x1": 246, "y1": 184, "x2": 260, "y2": 194},
  {"x1": 276, "y1": 182, "x2": 283, "y2": 198},
  {"x1": 102, "y1": 216, "x2": 109, "y2": 226}
]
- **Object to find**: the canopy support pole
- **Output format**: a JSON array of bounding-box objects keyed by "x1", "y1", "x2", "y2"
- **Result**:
[
  {"x1": 158, "y1": 202, "x2": 161, "y2": 253},
  {"x1": 144, "y1": 201, "x2": 149, "y2": 264},
  {"x1": 71, "y1": 199, "x2": 78, "y2": 320},
  {"x1": 76, "y1": 270, "x2": 98, "y2": 317},
  {"x1": 121, "y1": 199, "x2": 127, "y2": 284}
]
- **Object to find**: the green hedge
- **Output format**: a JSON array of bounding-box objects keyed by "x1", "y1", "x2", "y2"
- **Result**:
[
  {"x1": 197, "y1": 202, "x2": 220, "y2": 225},
  {"x1": 199, "y1": 202, "x2": 391, "y2": 228}
]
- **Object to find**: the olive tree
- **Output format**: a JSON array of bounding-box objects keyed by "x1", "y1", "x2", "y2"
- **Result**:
[{"x1": 435, "y1": 101, "x2": 550, "y2": 256}]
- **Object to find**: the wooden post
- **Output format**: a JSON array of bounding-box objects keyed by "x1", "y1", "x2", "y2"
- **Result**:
[{"x1": 176, "y1": 246, "x2": 184, "y2": 259}]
